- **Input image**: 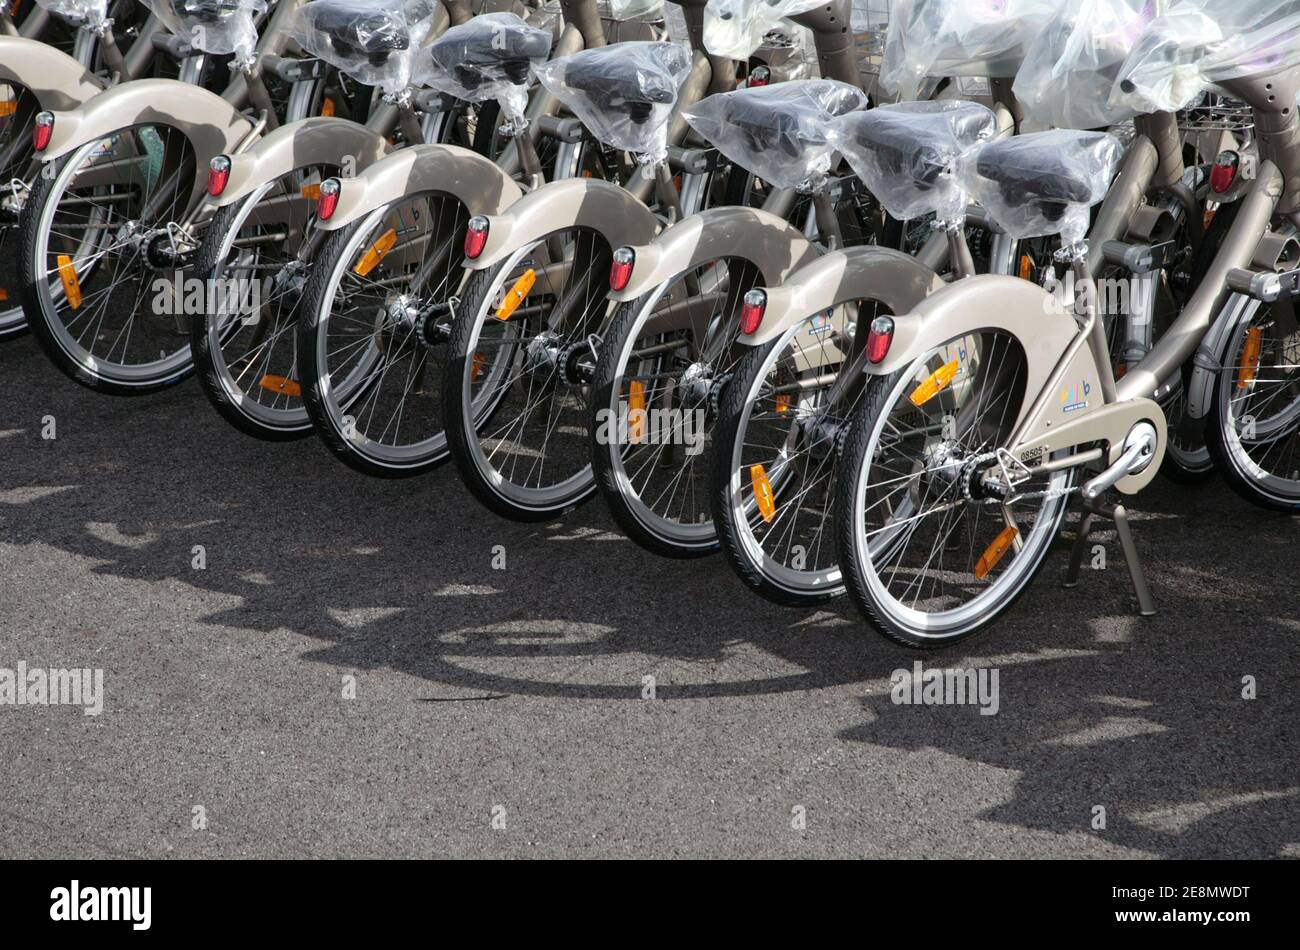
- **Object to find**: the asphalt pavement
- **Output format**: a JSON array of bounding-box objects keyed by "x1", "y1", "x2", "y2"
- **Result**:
[{"x1": 2, "y1": 332, "x2": 1298, "y2": 858}]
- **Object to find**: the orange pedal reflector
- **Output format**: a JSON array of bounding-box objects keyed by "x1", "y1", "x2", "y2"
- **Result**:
[
  {"x1": 301, "y1": 182, "x2": 321, "y2": 201},
  {"x1": 628, "y1": 380, "x2": 646, "y2": 444},
  {"x1": 974, "y1": 526, "x2": 1019, "y2": 580},
  {"x1": 56, "y1": 254, "x2": 81, "y2": 310},
  {"x1": 353, "y1": 228, "x2": 397, "y2": 278},
  {"x1": 1018, "y1": 254, "x2": 1034, "y2": 281},
  {"x1": 774, "y1": 392, "x2": 790, "y2": 414},
  {"x1": 471, "y1": 352, "x2": 486, "y2": 382},
  {"x1": 495, "y1": 268, "x2": 535, "y2": 321},
  {"x1": 1115, "y1": 362, "x2": 1127, "y2": 379},
  {"x1": 909, "y1": 358, "x2": 959, "y2": 407},
  {"x1": 259, "y1": 375, "x2": 301, "y2": 397},
  {"x1": 321, "y1": 97, "x2": 336, "y2": 117},
  {"x1": 1238, "y1": 326, "x2": 1264, "y2": 390},
  {"x1": 0, "y1": 100, "x2": 17, "y2": 118},
  {"x1": 750, "y1": 463, "x2": 776, "y2": 524}
]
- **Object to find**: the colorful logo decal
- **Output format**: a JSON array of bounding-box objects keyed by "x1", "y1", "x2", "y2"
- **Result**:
[{"x1": 1060, "y1": 378, "x2": 1091, "y2": 414}]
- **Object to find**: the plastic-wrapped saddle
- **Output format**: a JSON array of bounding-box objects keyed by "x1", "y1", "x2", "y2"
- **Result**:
[
  {"x1": 1112, "y1": 0, "x2": 1300, "y2": 116},
  {"x1": 827, "y1": 99, "x2": 995, "y2": 220},
  {"x1": 702, "y1": 0, "x2": 825, "y2": 62},
  {"x1": 143, "y1": 0, "x2": 268, "y2": 58},
  {"x1": 34, "y1": 0, "x2": 109, "y2": 27},
  {"x1": 1012, "y1": 0, "x2": 1172, "y2": 130},
  {"x1": 958, "y1": 129, "x2": 1122, "y2": 245},
  {"x1": 416, "y1": 13, "x2": 552, "y2": 124},
  {"x1": 880, "y1": 0, "x2": 1056, "y2": 102},
  {"x1": 683, "y1": 79, "x2": 869, "y2": 189},
  {"x1": 535, "y1": 41, "x2": 692, "y2": 160},
  {"x1": 291, "y1": 0, "x2": 438, "y2": 95}
]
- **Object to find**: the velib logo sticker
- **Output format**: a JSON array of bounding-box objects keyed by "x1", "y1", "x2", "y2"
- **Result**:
[
  {"x1": 50, "y1": 881, "x2": 151, "y2": 931},
  {"x1": 1060, "y1": 377, "x2": 1091, "y2": 414}
]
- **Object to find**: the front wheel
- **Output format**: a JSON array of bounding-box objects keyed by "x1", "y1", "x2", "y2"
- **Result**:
[{"x1": 834, "y1": 329, "x2": 1075, "y2": 648}]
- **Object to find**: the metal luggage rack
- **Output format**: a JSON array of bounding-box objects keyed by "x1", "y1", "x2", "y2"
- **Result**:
[{"x1": 1177, "y1": 95, "x2": 1255, "y2": 134}]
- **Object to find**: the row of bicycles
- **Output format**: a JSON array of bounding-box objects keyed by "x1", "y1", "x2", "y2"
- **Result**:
[{"x1": 3, "y1": 0, "x2": 1299, "y2": 648}]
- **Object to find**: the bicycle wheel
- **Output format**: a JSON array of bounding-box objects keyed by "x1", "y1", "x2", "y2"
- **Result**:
[
  {"x1": 712, "y1": 300, "x2": 891, "y2": 604},
  {"x1": 834, "y1": 329, "x2": 1075, "y2": 647},
  {"x1": 590, "y1": 256, "x2": 763, "y2": 556},
  {"x1": 0, "y1": 79, "x2": 40, "y2": 339},
  {"x1": 444, "y1": 226, "x2": 615, "y2": 521},
  {"x1": 18, "y1": 123, "x2": 199, "y2": 392},
  {"x1": 297, "y1": 191, "x2": 470, "y2": 476},
  {"x1": 1206, "y1": 295, "x2": 1300, "y2": 510}
]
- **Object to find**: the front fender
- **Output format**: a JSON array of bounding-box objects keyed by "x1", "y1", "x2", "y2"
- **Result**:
[
  {"x1": 0, "y1": 36, "x2": 103, "y2": 112},
  {"x1": 317, "y1": 144, "x2": 523, "y2": 231},
  {"x1": 610, "y1": 206, "x2": 818, "y2": 303},
  {"x1": 211, "y1": 118, "x2": 393, "y2": 208},
  {"x1": 468, "y1": 178, "x2": 661, "y2": 271},
  {"x1": 38, "y1": 79, "x2": 255, "y2": 211},
  {"x1": 751, "y1": 246, "x2": 944, "y2": 347}
]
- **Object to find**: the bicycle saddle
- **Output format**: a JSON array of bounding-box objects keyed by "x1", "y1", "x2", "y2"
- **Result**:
[
  {"x1": 426, "y1": 15, "x2": 553, "y2": 89},
  {"x1": 301, "y1": 0, "x2": 411, "y2": 68},
  {"x1": 559, "y1": 42, "x2": 691, "y2": 124},
  {"x1": 835, "y1": 100, "x2": 994, "y2": 192},
  {"x1": 975, "y1": 130, "x2": 1119, "y2": 221},
  {"x1": 167, "y1": 0, "x2": 244, "y2": 24},
  {"x1": 711, "y1": 81, "x2": 865, "y2": 162}
]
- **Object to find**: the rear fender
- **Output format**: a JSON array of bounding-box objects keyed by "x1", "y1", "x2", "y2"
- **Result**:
[{"x1": 0, "y1": 36, "x2": 103, "y2": 111}]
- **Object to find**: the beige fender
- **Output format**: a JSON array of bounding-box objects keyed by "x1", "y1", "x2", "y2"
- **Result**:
[
  {"x1": 211, "y1": 118, "x2": 393, "y2": 208},
  {"x1": 38, "y1": 79, "x2": 255, "y2": 210},
  {"x1": 609, "y1": 207, "x2": 819, "y2": 303},
  {"x1": 750, "y1": 246, "x2": 944, "y2": 347},
  {"x1": 468, "y1": 178, "x2": 661, "y2": 271},
  {"x1": 0, "y1": 36, "x2": 103, "y2": 111},
  {"x1": 317, "y1": 144, "x2": 523, "y2": 231}
]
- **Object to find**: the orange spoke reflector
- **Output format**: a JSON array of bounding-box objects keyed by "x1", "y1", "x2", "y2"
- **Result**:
[
  {"x1": 321, "y1": 97, "x2": 336, "y2": 118},
  {"x1": 1115, "y1": 362, "x2": 1127, "y2": 379},
  {"x1": 974, "y1": 525, "x2": 1019, "y2": 580},
  {"x1": 1017, "y1": 255, "x2": 1033, "y2": 281},
  {"x1": 751, "y1": 463, "x2": 776, "y2": 524},
  {"x1": 774, "y1": 392, "x2": 790, "y2": 414},
  {"x1": 0, "y1": 288, "x2": 8, "y2": 302},
  {"x1": 56, "y1": 255, "x2": 81, "y2": 310},
  {"x1": 301, "y1": 182, "x2": 321, "y2": 201},
  {"x1": 628, "y1": 380, "x2": 646, "y2": 444},
  {"x1": 353, "y1": 228, "x2": 397, "y2": 278},
  {"x1": 471, "y1": 352, "x2": 486, "y2": 382},
  {"x1": 495, "y1": 268, "x2": 535, "y2": 321},
  {"x1": 1238, "y1": 325, "x2": 1264, "y2": 390},
  {"x1": 909, "y1": 358, "x2": 959, "y2": 407},
  {"x1": 1203, "y1": 208, "x2": 1217, "y2": 231},
  {"x1": 0, "y1": 100, "x2": 17, "y2": 118},
  {"x1": 259, "y1": 375, "x2": 301, "y2": 397}
]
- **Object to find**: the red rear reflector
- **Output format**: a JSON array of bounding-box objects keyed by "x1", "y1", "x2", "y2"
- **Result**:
[
  {"x1": 865, "y1": 316, "x2": 894, "y2": 364},
  {"x1": 464, "y1": 215, "x2": 490, "y2": 259},
  {"x1": 739, "y1": 289, "x2": 766, "y2": 335},
  {"x1": 32, "y1": 111, "x2": 53, "y2": 151},
  {"x1": 207, "y1": 154, "x2": 231, "y2": 197},
  {"x1": 609, "y1": 246, "x2": 635, "y2": 292},
  {"x1": 1210, "y1": 151, "x2": 1238, "y2": 194},
  {"x1": 316, "y1": 178, "x2": 340, "y2": 220}
]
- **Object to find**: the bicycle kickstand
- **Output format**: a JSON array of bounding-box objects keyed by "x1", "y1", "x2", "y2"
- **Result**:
[{"x1": 1063, "y1": 495, "x2": 1157, "y2": 617}]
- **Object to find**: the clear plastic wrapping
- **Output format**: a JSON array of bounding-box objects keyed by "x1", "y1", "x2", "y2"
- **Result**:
[
  {"x1": 701, "y1": 0, "x2": 824, "y2": 62},
  {"x1": 608, "y1": 0, "x2": 665, "y2": 19},
  {"x1": 34, "y1": 0, "x2": 109, "y2": 28},
  {"x1": 415, "y1": 13, "x2": 552, "y2": 126},
  {"x1": 1112, "y1": 1, "x2": 1300, "y2": 116},
  {"x1": 880, "y1": 0, "x2": 1056, "y2": 102},
  {"x1": 535, "y1": 41, "x2": 692, "y2": 161},
  {"x1": 1012, "y1": 0, "x2": 1164, "y2": 130},
  {"x1": 827, "y1": 99, "x2": 995, "y2": 221},
  {"x1": 143, "y1": 0, "x2": 267, "y2": 59},
  {"x1": 290, "y1": 0, "x2": 438, "y2": 94},
  {"x1": 683, "y1": 79, "x2": 869, "y2": 189},
  {"x1": 958, "y1": 129, "x2": 1123, "y2": 245}
]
